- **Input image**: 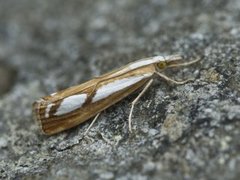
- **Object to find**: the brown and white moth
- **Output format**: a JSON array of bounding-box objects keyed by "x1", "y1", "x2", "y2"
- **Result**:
[{"x1": 33, "y1": 54, "x2": 200, "y2": 135}]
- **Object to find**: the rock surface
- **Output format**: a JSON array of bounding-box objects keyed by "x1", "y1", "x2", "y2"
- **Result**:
[{"x1": 0, "y1": 0, "x2": 240, "y2": 179}]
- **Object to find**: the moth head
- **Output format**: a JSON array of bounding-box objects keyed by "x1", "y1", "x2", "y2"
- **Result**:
[
  {"x1": 157, "y1": 61, "x2": 167, "y2": 69},
  {"x1": 156, "y1": 54, "x2": 183, "y2": 70},
  {"x1": 156, "y1": 54, "x2": 200, "y2": 69}
]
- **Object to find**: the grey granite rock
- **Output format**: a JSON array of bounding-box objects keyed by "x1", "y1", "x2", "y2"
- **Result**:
[{"x1": 0, "y1": 0, "x2": 239, "y2": 179}]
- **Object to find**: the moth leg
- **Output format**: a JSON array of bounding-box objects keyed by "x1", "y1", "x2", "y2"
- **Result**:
[
  {"x1": 84, "y1": 113, "x2": 101, "y2": 136},
  {"x1": 155, "y1": 72, "x2": 194, "y2": 85},
  {"x1": 128, "y1": 79, "x2": 154, "y2": 132}
]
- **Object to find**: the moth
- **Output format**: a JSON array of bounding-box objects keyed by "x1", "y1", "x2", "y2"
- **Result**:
[{"x1": 33, "y1": 54, "x2": 200, "y2": 135}]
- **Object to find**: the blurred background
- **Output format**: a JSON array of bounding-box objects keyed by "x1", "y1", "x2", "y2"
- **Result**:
[{"x1": 0, "y1": 0, "x2": 240, "y2": 179}]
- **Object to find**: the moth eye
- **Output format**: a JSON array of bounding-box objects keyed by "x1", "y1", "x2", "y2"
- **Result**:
[{"x1": 158, "y1": 62, "x2": 167, "y2": 69}]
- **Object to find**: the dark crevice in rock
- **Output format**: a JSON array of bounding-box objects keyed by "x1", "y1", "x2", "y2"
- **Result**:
[{"x1": 0, "y1": 62, "x2": 17, "y2": 96}]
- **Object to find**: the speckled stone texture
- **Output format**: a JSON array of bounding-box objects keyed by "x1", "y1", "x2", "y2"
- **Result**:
[{"x1": 0, "y1": 0, "x2": 240, "y2": 179}]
